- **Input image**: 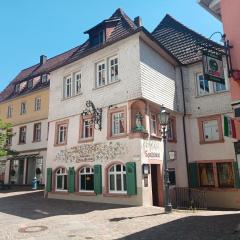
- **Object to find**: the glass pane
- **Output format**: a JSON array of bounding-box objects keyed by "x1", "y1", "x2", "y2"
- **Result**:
[
  {"x1": 199, "y1": 163, "x2": 214, "y2": 186},
  {"x1": 217, "y1": 163, "x2": 234, "y2": 187},
  {"x1": 57, "y1": 176, "x2": 62, "y2": 189},
  {"x1": 109, "y1": 166, "x2": 114, "y2": 172},
  {"x1": 116, "y1": 174, "x2": 122, "y2": 191},
  {"x1": 63, "y1": 175, "x2": 68, "y2": 190},
  {"x1": 116, "y1": 165, "x2": 121, "y2": 172},
  {"x1": 123, "y1": 174, "x2": 127, "y2": 191},
  {"x1": 80, "y1": 175, "x2": 86, "y2": 190},
  {"x1": 86, "y1": 174, "x2": 94, "y2": 191},
  {"x1": 110, "y1": 174, "x2": 115, "y2": 191}
]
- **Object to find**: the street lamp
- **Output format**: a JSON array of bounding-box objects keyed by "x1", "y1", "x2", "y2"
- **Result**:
[{"x1": 158, "y1": 106, "x2": 172, "y2": 213}]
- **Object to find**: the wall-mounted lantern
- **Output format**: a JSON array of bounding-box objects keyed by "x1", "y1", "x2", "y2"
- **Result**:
[
  {"x1": 142, "y1": 164, "x2": 150, "y2": 175},
  {"x1": 81, "y1": 100, "x2": 102, "y2": 131}
]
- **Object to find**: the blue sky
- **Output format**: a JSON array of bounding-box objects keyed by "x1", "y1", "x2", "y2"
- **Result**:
[{"x1": 0, "y1": 0, "x2": 222, "y2": 91}]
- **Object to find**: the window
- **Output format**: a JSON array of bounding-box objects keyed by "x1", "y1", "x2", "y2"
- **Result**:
[
  {"x1": 150, "y1": 113, "x2": 157, "y2": 135},
  {"x1": 56, "y1": 168, "x2": 67, "y2": 191},
  {"x1": 19, "y1": 126, "x2": 26, "y2": 144},
  {"x1": 83, "y1": 119, "x2": 93, "y2": 139},
  {"x1": 168, "y1": 117, "x2": 177, "y2": 142},
  {"x1": 20, "y1": 102, "x2": 26, "y2": 115},
  {"x1": 91, "y1": 30, "x2": 105, "y2": 46},
  {"x1": 199, "y1": 163, "x2": 215, "y2": 187},
  {"x1": 33, "y1": 123, "x2": 41, "y2": 142},
  {"x1": 64, "y1": 76, "x2": 72, "y2": 98},
  {"x1": 197, "y1": 74, "x2": 210, "y2": 96},
  {"x1": 109, "y1": 164, "x2": 126, "y2": 194},
  {"x1": 198, "y1": 115, "x2": 223, "y2": 144},
  {"x1": 112, "y1": 112, "x2": 125, "y2": 135},
  {"x1": 15, "y1": 84, "x2": 20, "y2": 93},
  {"x1": 41, "y1": 74, "x2": 48, "y2": 83},
  {"x1": 7, "y1": 105, "x2": 13, "y2": 118},
  {"x1": 217, "y1": 162, "x2": 234, "y2": 188},
  {"x1": 215, "y1": 81, "x2": 226, "y2": 92},
  {"x1": 96, "y1": 62, "x2": 106, "y2": 87},
  {"x1": 55, "y1": 121, "x2": 68, "y2": 145},
  {"x1": 109, "y1": 57, "x2": 118, "y2": 82},
  {"x1": 168, "y1": 169, "x2": 176, "y2": 185},
  {"x1": 27, "y1": 79, "x2": 33, "y2": 89},
  {"x1": 6, "y1": 129, "x2": 13, "y2": 146},
  {"x1": 74, "y1": 72, "x2": 82, "y2": 95},
  {"x1": 79, "y1": 167, "x2": 94, "y2": 192},
  {"x1": 34, "y1": 97, "x2": 41, "y2": 111}
]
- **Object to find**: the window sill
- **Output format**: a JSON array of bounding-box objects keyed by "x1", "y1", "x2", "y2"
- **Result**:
[
  {"x1": 75, "y1": 191, "x2": 96, "y2": 196},
  {"x1": 32, "y1": 140, "x2": 41, "y2": 143},
  {"x1": 195, "y1": 90, "x2": 229, "y2": 98},
  {"x1": 62, "y1": 92, "x2": 83, "y2": 101},
  {"x1": 199, "y1": 139, "x2": 224, "y2": 144},
  {"x1": 93, "y1": 79, "x2": 121, "y2": 91},
  {"x1": 103, "y1": 192, "x2": 129, "y2": 198},
  {"x1": 107, "y1": 133, "x2": 127, "y2": 140},
  {"x1": 18, "y1": 142, "x2": 26, "y2": 145},
  {"x1": 129, "y1": 132, "x2": 149, "y2": 139},
  {"x1": 54, "y1": 142, "x2": 67, "y2": 147},
  {"x1": 78, "y1": 138, "x2": 94, "y2": 143}
]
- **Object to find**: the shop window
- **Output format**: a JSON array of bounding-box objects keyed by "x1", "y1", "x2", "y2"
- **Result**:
[
  {"x1": 55, "y1": 168, "x2": 68, "y2": 191},
  {"x1": 108, "y1": 164, "x2": 127, "y2": 194},
  {"x1": 217, "y1": 162, "x2": 234, "y2": 188},
  {"x1": 199, "y1": 163, "x2": 215, "y2": 187},
  {"x1": 198, "y1": 115, "x2": 223, "y2": 144},
  {"x1": 79, "y1": 167, "x2": 94, "y2": 192},
  {"x1": 19, "y1": 126, "x2": 26, "y2": 144}
]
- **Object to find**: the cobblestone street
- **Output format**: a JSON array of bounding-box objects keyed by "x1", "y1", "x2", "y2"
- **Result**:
[{"x1": 0, "y1": 189, "x2": 240, "y2": 240}]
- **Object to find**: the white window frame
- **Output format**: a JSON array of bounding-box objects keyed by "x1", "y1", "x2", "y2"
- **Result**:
[
  {"x1": 7, "y1": 105, "x2": 13, "y2": 118},
  {"x1": 20, "y1": 102, "x2": 26, "y2": 115},
  {"x1": 19, "y1": 126, "x2": 26, "y2": 144},
  {"x1": 83, "y1": 119, "x2": 93, "y2": 139},
  {"x1": 108, "y1": 164, "x2": 127, "y2": 194},
  {"x1": 203, "y1": 120, "x2": 220, "y2": 142},
  {"x1": 96, "y1": 61, "x2": 106, "y2": 88},
  {"x1": 150, "y1": 113, "x2": 157, "y2": 135},
  {"x1": 34, "y1": 97, "x2": 41, "y2": 111},
  {"x1": 108, "y1": 56, "x2": 118, "y2": 83},
  {"x1": 33, "y1": 123, "x2": 41, "y2": 142},
  {"x1": 58, "y1": 124, "x2": 67, "y2": 144},
  {"x1": 196, "y1": 73, "x2": 212, "y2": 96},
  {"x1": 55, "y1": 168, "x2": 68, "y2": 192},
  {"x1": 112, "y1": 112, "x2": 125, "y2": 136},
  {"x1": 79, "y1": 167, "x2": 94, "y2": 192},
  {"x1": 74, "y1": 71, "x2": 82, "y2": 95},
  {"x1": 64, "y1": 75, "x2": 72, "y2": 98}
]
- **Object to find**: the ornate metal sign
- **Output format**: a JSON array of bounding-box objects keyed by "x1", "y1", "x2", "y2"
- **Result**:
[{"x1": 81, "y1": 100, "x2": 102, "y2": 131}]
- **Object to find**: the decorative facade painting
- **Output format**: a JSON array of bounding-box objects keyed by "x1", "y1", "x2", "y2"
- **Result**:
[{"x1": 55, "y1": 141, "x2": 128, "y2": 164}]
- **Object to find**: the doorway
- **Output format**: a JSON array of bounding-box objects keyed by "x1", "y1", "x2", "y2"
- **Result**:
[
  {"x1": 9, "y1": 160, "x2": 24, "y2": 185},
  {"x1": 151, "y1": 164, "x2": 163, "y2": 206}
]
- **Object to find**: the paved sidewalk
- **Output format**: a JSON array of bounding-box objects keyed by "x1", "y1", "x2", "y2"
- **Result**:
[{"x1": 0, "y1": 189, "x2": 239, "y2": 240}]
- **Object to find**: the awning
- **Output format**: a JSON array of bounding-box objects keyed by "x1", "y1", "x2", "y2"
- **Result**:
[{"x1": 7, "y1": 154, "x2": 39, "y2": 161}]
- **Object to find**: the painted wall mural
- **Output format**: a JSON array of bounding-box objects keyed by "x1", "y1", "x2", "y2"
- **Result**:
[{"x1": 55, "y1": 141, "x2": 128, "y2": 163}]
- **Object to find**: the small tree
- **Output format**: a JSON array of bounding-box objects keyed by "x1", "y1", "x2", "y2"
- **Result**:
[{"x1": 0, "y1": 119, "x2": 17, "y2": 157}]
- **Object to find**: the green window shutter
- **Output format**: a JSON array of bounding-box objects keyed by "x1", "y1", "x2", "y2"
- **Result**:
[
  {"x1": 46, "y1": 168, "x2": 52, "y2": 192},
  {"x1": 233, "y1": 162, "x2": 240, "y2": 188},
  {"x1": 126, "y1": 162, "x2": 137, "y2": 195},
  {"x1": 94, "y1": 165, "x2": 102, "y2": 194},
  {"x1": 68, "y1": 167, "x2": 75, "y2": 193},
  {"x1": 188, "y1": 163, "x2": 199, "y2": 188}
]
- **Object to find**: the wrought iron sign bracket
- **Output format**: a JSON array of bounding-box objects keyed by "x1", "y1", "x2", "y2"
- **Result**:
[{"x1": 81, "y1": 100, "x2": 102, "y2": 131}]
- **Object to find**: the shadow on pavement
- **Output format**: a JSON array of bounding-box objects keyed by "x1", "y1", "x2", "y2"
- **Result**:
[
  {"x1": 117, "y1": 213, "x2": 240, "y2": 240},
  {"x1": 0, "y1": 190, "x2": 128, "y2": 220}
]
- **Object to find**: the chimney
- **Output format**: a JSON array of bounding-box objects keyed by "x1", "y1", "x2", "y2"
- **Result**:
[
  {"x1": 134, "y1": 16, "x2": 142, "y2": 28},
  {"x1": 40, "y1": 55, "x2": 47, "y2": 65}
]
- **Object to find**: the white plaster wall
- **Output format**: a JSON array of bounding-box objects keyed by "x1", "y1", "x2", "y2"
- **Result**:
[
  {"x1": 48, "y1": 35, "x2": 141, "y2": 122},
  {"x1": 139, "y1": 40, "x2": 177, "y2": 111}
]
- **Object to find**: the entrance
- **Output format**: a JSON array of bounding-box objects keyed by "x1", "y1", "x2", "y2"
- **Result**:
[
  {"x1": 9, "y1": 160, "x2": 24, "y2": 185},
  {"x1": 151, "y1": 164, "x2": 163, "y2": 206}
]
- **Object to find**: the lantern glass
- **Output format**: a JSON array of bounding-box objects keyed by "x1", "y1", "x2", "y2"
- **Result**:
[{"x1": 158, "y1": 108, "x2": 170, "y2": 126}]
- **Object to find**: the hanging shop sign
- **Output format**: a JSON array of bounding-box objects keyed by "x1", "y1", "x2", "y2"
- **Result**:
[{"x1": 202, "y1": 51, "x2": 225, "y2": 83}]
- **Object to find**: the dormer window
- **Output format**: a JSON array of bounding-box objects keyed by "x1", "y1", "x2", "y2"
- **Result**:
[
  {"x1": 15, "y1": 84, "x2": 20, "y2": 93},
  {"x1": 28, "y1": 79, "x2": 33, "y2": 89},
  {"x1": 41, "y1": 74, "x2": 48, "y2": 83},
  {"x1": 90, "y1": 30, "x2": 105, "y2": 46}
]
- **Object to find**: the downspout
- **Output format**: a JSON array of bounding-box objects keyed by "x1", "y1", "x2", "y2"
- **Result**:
[{"x1": 180, "y1": 66, "x2": 190, "y2": 187}]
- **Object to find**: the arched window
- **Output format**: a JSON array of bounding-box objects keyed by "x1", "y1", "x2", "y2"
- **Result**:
[
  {"x1": 56, "y1": 168, "x2": 67, "y2": 191},
  {"x1": 108, "y1": 164, "x2": 126, "y2": 193},
  {"x1": 79, "y1": 167, "x2": 94, "y2": 192}
]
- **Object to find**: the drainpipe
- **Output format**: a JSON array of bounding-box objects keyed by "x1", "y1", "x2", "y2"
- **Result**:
[{"x1": 180, "y1": 67, "x2": 190, "y2": 187}]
